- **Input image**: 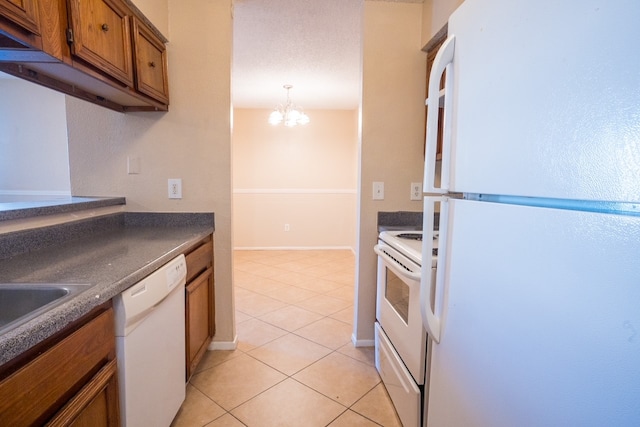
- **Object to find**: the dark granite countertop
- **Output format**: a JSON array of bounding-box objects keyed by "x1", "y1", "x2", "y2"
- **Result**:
[{"x1": 0, "y1": 212, "x2": 214, "y2": 366}]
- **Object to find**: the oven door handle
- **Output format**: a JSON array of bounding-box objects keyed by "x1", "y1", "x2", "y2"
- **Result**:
[{"x1": 374, "y1": 244, "x2": 421, "y2": 282}]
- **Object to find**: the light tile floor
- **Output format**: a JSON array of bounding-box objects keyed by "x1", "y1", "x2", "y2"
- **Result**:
[{"x1": 171, "y1": 250, "x2": 402, "y2": 427}]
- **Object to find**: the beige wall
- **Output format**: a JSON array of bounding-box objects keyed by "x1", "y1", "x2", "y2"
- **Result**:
[
  {"x1": 233, "y1": 108, "x2": 358, "y2": 249},
  {"x1": 0, "y1": 78, "x2": 70, "y2": 195},
  {"x1": 422, "y1": 0, "x2": 464, "y2": 45},
  {"x1": 355, "y1": 0, "x2": 426, "y2": 344},
  {"x1": 66, "y1": 0, "x2": 236, "y2": 346}
]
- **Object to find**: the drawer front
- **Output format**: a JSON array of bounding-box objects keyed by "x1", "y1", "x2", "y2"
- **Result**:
[
  {"x1": 375, "y1": 322, "x2": 421, "y2": 427},
  {"x1": 0, "y1": 0, "x2": 40, "y2": 35},
  {"x1": 185, "y1": 239, "x2": 213, "y2": 283},
  {"x1": 132, "y1": 17, "x2": 168, "y2": 104},
  {"x1": 68, "y1": 0, "x2": 134, "y2": 87},
  {"x1": 0, "y1": 307, "x2": 115, "y2": 426}
]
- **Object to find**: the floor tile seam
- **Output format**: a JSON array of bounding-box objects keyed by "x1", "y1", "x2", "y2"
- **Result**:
[
  {"x1": 233, "y1": 286, "x2": 267, "y2": 298},
  {"x1": 242, "y1": 343, "x2": 316, "y2": 378},
  {"x1": 208, "y1": 411, "x2": 247, "y2": 427},
  {"x1": 243, "y1": 325, "x2": 341, "y2": 358},
  {"x1": 287, "y1": 311, "x2": 351, "y2": 334},
  {"x1": 256, "y1": 314, "x2": 320, "y2": 334},
  {"x1": 305, "y1": 280, "x2": 353, "y2": 291},
  {"x1": 237, "y1": 323, "x2": 291, "y2": 351},
  {"x1": 344, "y1": 384, "x2": 390, "y2": 427},
  {"x1": 290, "y1": 330, "x2": 346, "y2": 353},
  {"x1": 243, "y1": 304, "x2": 300, "y2": 321},
  {"x1": 318, "y1": 271, "x2": 355, "y2": 286},
  {"x1": 248, "y1": 287, "x2": 320, "y2": 303},
  {"x1": 224, "y1": 375, "x2": 292, "y2": 415},
  {"x1": 327, "y1": 409, "x2": 386, "y2": 427},
  {"x1": 197, "y1": 358, "x2": 290, "y2": 413},
  {"x1": 188, "y1": 348, "x2": 249, "y2": 377},
  {"x1": 238, "y1": 294, "x2": 290, "y2": 310},
  {"x1": 290, "y1": 302, "x2": 354, "y2": 318},
  {"x1": 186, "y1": 380, "x2": 228, "y2": 416},
  {"x1": 268, "y1": 275, "x2": 316, "y2": 286},
  {"x1": 253, "y1": 301, "x2": 295, "y2": 316},
  {"x1": 323, "y1": 407, "x2": 351, "y2": 427},
  {"x1": 342, "y1": 411, "x2": 387, "y2": 427},
  {"x1": 321, "y1": 290, "x2": 356, "y2": 303},
  {"x1": 295, "y1": 289, "x2": 352, "y2": 302},
  {"x1": 333, "y1": 349, "x2": 376, "y2": 368},
  {"x1": 275, "y1": 290, "x2": 325, "y2": 306},
  {"x1": 235, "y1": 308, "x2": 258, "y2": 322},
  {"x1": 238, "y1": 263, "x2": 291, "y2": 276},
  {"x1": 346, "y1": 381, "x2": 384, "y2": 411},
  {"x1": 286, "y1": 375, "x2": 351, "y2": 413},
  {"x1": 282, "y1": 328, "x2": 338, "y2": 352}
]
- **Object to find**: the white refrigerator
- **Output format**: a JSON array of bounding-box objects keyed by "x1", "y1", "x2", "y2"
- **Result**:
[{"x1": 420, "y1": 0, "x2": 640, "y2": 426}]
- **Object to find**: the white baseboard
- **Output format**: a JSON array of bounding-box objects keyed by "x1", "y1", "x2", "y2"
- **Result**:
[
  {"x1": 208, "y1": 335, "x2": 238, "y2": 351},
  {"x1": 351, "y1": 334, "x2": 375, "y2": 348}
]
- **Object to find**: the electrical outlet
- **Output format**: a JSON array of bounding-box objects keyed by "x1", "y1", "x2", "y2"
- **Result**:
[
  {"x1": 373, "y1": 182, "x2": 384, "y2": 200},
  {"x1": 410, "y1": 182, "x2": 422, "y2": 200},
  {"x1": 284, "y1": 224, "x2": 290, "y2": 232},
  {"x1": 168, "y1": 179, "x2": 182, "y2": 199}
]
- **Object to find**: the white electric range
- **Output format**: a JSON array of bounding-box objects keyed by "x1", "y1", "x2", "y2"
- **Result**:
[{"x1": 374, "y1": 229, "x2": 438, "y2": 427}]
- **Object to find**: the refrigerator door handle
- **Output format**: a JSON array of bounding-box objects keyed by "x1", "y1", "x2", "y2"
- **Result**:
[
  {"x1": 421, "y1": 196, "x2": 449, "y2": 343},
  {"x1": 424, "y1": 35, "x2": 455, "y2": 194}
]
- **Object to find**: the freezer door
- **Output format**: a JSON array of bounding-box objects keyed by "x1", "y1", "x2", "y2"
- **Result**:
[
  {"x1": 427, "y1": 199, "x2": 640, "y2": 426},
  {"x1": 437, "y1": 0, "x2": 640, "y2": 202}
]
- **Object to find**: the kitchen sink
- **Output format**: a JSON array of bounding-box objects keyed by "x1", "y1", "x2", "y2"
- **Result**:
[{"x1": 0, "y1": 283, "x2": 90, "y2": 334}]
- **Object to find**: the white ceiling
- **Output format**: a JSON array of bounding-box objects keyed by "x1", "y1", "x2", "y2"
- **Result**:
[{"x1": 232, "y1": 0, "x2": 364, "y2": 110}]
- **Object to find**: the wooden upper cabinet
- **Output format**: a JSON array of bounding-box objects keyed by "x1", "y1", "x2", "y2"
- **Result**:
[
  {"x1": 132, "y1": 17, "x2": 168, "y2": 104},
  {"x1": 0, "y1": 0, "x2": 40, "y2": 36},
  {"x1": 67, "y1": 0, "x2": 134, "y2": 87},
  {"x1": 0, "y1": 0, "x2": 169, "y2": 111}
]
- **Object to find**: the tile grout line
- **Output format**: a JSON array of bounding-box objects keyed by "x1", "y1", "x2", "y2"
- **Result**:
[{"x1": 177, "y1": 250, "x2": 398, "y2": 426}]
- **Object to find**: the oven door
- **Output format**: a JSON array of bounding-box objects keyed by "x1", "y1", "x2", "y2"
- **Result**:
[{"x1": 374, "y1": 242, "x2": 427, "y2": 384}]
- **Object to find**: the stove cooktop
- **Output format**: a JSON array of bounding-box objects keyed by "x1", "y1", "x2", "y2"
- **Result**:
[{"x1": 379, "y1": 230, "x2": 438, "y2": 267}]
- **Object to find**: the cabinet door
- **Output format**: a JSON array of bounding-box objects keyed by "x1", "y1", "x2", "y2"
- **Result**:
[
  {"x1": 186, "y1": 267, "x2": 214, "y2": 379},
  {"x1": 0, "y1": 308, "x2": 115, "y2": 426},
  {"x1": 0, "y1": 0, "x2": 40, "y2": 35},
  {"x1": 47, "y1": 359, "x2": 120, "y2": 427},
  {"x1": 132, "y1": 17, "x2": 168, "y2": 104},
  {"x1": 67, "y1": 0, "x2": 134, "y2": 87}
]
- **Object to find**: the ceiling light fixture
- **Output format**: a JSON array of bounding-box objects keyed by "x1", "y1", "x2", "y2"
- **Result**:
[{"x1": 268, "y1": 84, "x2": 310, "y2": 127}]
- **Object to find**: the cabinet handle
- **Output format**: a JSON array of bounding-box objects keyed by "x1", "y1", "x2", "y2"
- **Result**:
[
  {"x1": 148, "y1": 61, "x2": 156, "y2": 68},
  {"x1": 101, "y1": 23, "x2": 109, "y2": 32}
]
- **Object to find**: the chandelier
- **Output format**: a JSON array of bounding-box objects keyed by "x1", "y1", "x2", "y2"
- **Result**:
[{"x1": 268, "y1": 84, "x2": 310, "y2": 127}]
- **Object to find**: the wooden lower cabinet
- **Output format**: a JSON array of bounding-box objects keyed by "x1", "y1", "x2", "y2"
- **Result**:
[
  {"x1": 0, "y1": 303, "x2": 120, "y2": 426},
  {"x1": 184, "y1": 234, "x2": 215, "y2": 379},
  {"x1": 48, "y1": 359, "x2": 119, "y2": 427}
]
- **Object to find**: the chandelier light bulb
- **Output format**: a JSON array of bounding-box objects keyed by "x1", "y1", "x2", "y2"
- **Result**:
[
  {"x1": 269, "y1": 85, "x2": 310, "y2": 127},
  {"x1": 269, "y1": 110, "x2": 283, "y2": 125}
]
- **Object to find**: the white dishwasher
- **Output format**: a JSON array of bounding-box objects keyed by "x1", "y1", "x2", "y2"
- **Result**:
[{"x1": 113, "y1": 254, "x2": 187, "y2": 427}]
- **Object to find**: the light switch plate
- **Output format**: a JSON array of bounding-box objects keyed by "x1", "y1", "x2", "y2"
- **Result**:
[
  {"x1": 373, "y1": 182, "x2": 384, "y2": 200},
  {"x1": 127, "y1": 156, "x2": 140, "y2": 174}
]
